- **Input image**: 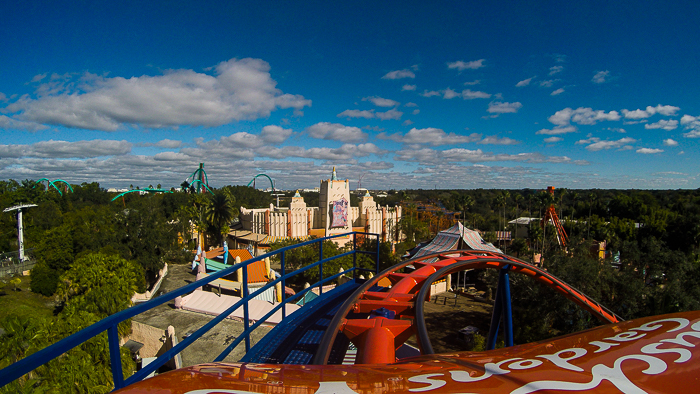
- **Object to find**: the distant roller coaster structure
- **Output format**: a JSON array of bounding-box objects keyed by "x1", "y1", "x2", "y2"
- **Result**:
[
  {"x1": 110, "y1": 188, "x2": 173, "y2": 202},
  {"x1": 246, "y1": 173, "x2": 275, "y2": 192},
  {"x1": 35, "y1": 178, "x2": 74, "y2": 196},
  {"x1": 182, "y1": 163, "x2": 214, "y2": 194}
]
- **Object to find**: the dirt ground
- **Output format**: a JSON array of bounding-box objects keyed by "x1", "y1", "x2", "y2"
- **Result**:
[{"x1": 405, "y1": 292, "x2": 493, "y2": 353}]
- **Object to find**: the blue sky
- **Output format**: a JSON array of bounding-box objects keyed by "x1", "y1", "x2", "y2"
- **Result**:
[{"x1": 1, "y1": 1, "x2": 699, "y2": 190}]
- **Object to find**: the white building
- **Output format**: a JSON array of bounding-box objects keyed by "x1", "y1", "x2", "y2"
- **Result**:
[{"x1": 234, "y1": 168, "x2": 401, "y2": 248}]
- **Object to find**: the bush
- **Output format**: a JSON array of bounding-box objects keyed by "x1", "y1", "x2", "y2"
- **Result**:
[{"x1": 30, "y1": 263, "x2": 58, "y2": 296}]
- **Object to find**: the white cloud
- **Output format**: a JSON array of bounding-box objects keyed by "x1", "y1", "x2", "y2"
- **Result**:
[
  {"x1": 464, "y1": 80, "x2": 481, "y2": 86},
  {"x1": 402, "y1": 84, "x2": 416, "y2": 91},
  {"x1": 623, "y1": 105, "x2": 680, "y2": 119},
  {"x1": 264, "y1": 143, "x2": 384, "y2": 161},
  {"x1": 663, "y1": 138, "x2": 678, "y2": 146},
  {"x1": 637, "y1": 148, "x2": 663, "y2": 154},
  {"x1": 447, "y1": 59, "x2": 486, "y2": 71},
  {"x1": 680, "y1": 114, "x2": 700, "y2": 138},
  {"x1": 516, "y1": 77, "x2": 535, "y2": 87},
  {"x1": 544, "y1": 137, "x2": 563, "y2": 143},
  {"x1": 375, "y1": 108, "x2": 403, "y2": 120},
  {"x1": 364, "y1": 96, "x2": 399, "y2": 107},
  {"x1": 30, "y1": 73, "x2": 47, "y2": 83},
  {"x1": 404, "y1": 102, "x2": 418, "y2": 107},
  {"x1": 421, "y1": 90, "x2": 441, "y2": 97},
  {"x1": 549, "y1": 65, "x2": 563, "y2": 75},
  {"x1": 382, "y1": 69, "x2": 416, "y2": 79},
  {"x1": 548, "y1": 107, "x2": 620, "y2": 126},
  {"x1": 412, "y1": 109, "x2": 420, "y2": 115},
  {"x1": 539, "y1": 80, "x2": 556, "y2": 88},
  {"x1": 337, "y1": 109, "x2": 375, "y2": 119},
  {"x1": 395, "y1": 147, "x2": 575, "y2": 165},
  {"x1": 536, "y1": 126, "x2": 577, "y2": 135},
  {"x1": 577, "y1": 137, "x2": 636, "y2": 151},
  {"x1": 488, "y1": 102, "x2": 522, "y2": 114},
  {"x1": 306, "y1": 122, "x2": 367, "y2": 142},
  {"x1": 462, "y1": 89, "x2": 491, "y2": 99},
  {"x1": 0, "y1": 114, "x2": 48, "y2": 131},
  {"x1": 220, "y1": 132, "x2": 265, "y2": 149},
  {"x1": 645, "y1": 119, "x2": 678, "y2": 130},
  {"x1": 0, "y1": 139, "x2": 132, "y2": 158},
  {"x1": 378, "y1": 127, "x2": 481, "y2": 146},
  {"x1": 478, "y1": 136, "x2": 520, "y2": 145},
  {"x1": 551, "y1": 88, "x2": 565, "y2": 96},
  {"x1": 155, "y1": 139, "x2": 182, "y2": 149},
  {"x1": 592, "y1": 70, "x2": 610, "y2": 84},
  {"x1": 3, "y1": 58, "x2": 311, "y2": 131},
  {"x1": 261, "y1": 125, "x2": 293, "y2": 143},
  {"x1": 443, "y1": 88, "x2": 460, "y2": 99}
]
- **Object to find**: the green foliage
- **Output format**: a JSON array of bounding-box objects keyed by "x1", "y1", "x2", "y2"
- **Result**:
[
  {"x1": 36, "y1": 223, "x2": 74, "y2": 272},
  {"x1": 57, "y1": 253, "x2": 145, "y2": 336},
  {"x1": 204, "y1": 191, "x2": 237, "y2": 245},
  {"x1": 0, "y1": 311, "x2": 135, "y2": 393},
  {"x1": 9, "y1": 277, "x2": 21, "y2": 292},
  {"x1": 29, "y1": 262, "x2": 59, "y2": 296}
]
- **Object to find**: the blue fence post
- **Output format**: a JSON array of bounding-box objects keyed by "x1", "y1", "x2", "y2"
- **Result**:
[
  {"x1": 108, "y1": 324, "x2": 124, "y2": 390},
  {"x1": 352, "y1": 233, "x2": 357, "y2": 280},
  {"x1": 319, "y1": 240, "x2": 323, "y2": 295},
  {"x1": 243, "y1": 262, "x2": 250, "y2": 351},
  {"x1": 501, "y1": 266, "x2": 514, "y2": 347},
  {"x1": 281, "y1": 250, "x2": 286, "y2": 319},
  {"x1": 486, "y1": 279, "x2": 503, "y2": 350},
  {"x1": 486, "y1": 265, "x2": 513, "y2": 350},
  {"x1": 375, "y1": 234, "x2": 380, "y2": 274}
]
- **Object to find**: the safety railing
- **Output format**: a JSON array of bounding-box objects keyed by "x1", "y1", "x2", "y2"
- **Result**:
[{"x1": 0, "y1": 232, "x2": 380, "y2": 390}]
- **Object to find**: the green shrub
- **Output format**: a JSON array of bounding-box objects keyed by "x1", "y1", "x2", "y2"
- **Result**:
[{"x1": 30, "y1": 263, "x2": 58, "y2": 296}]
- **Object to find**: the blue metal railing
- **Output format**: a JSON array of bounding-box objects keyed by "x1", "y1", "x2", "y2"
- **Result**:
[{"x1": 0, "y1": 232, "x2": 380, "y2": 390}]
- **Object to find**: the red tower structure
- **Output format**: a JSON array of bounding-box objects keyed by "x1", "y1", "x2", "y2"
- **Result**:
[{"x1": 542, "y1": 186, "x2": 568, "y2": 247}]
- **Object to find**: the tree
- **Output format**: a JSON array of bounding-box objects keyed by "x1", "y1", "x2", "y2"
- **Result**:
[
  {"x1": 56, "y1": 253, "x2": 146, "y2": 334},
  {"x1": 588, "y1": 193, "x2": 597, "y2": 239},
  {"x1": 205, "y1": 191, "x2": 237, "y2": 246}
]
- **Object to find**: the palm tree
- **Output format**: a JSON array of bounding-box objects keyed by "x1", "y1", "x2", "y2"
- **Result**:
[
  {"x1": 494, "y1": 194, "x2": 505, "y2": 230},
  {"x1": 588, "y1": 192, "x2": 597, "y2": 239},
  {"x1": 456, "y1": 194, "x2": 474, "y2": 228},
  {"x1": 500, "y1": 190, "x2": 510, "y2": 231},
  {"x1": 205, "y1": 192, "x2": 237, "y2": 246},
  {"x1": 556, "y1": 188, "x2": 568, "y2": 219},
  {"x1": 514, "y1": 194, "x2": 523, "y2": 219}
]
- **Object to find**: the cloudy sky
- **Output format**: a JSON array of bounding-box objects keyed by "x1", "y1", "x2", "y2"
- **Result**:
[{"x1": 1, "y1": 1, "x2": 699, "y2": 190}]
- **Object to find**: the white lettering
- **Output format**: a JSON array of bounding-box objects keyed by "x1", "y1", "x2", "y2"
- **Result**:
[
  {"x1": 450, "y1": 358, "x2": 521, "y2": 382},
  {"x1": 589, "y1": 340, "x2": 619, "y2": 353},
  {"x1": 537, "y1": 348, "x2": 587, "y2": 372},
  {"x1": 508, "y1": 359, "x2": 543, "y2": 370},
  {"x1": 641, "y1": 343, "x2": 692, "y2": 363},
  {"x1": 314, "y1": 381, "x2": 361, "y2": 394},
  {"x1": 631, "y1": 318, "x2": 689, "y2": 333},
  {"x1": 408, "y1": 373, "x2": 446, "y2": 392},
  {"x1": 511, "y1": 354, "x2": 667, "y2": 394},
  {"x1": 605, "y1": 331, "x2": 646, "y2": 342},
  {"x1": 660, "y1": 331, "x2": 700, "y2": 348},
  {"x1": 692, "y1": 320, "x2": 700, "y2": 331}
]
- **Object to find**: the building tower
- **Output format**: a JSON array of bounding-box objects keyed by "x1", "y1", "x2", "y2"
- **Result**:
[{"x1": 319, "y1": 167, "x2": 351, "y2": 242}]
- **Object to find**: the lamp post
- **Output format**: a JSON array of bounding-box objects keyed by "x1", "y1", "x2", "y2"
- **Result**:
[{"x1": 3, "y1": 204, "x2": 37, "y2": 262}]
